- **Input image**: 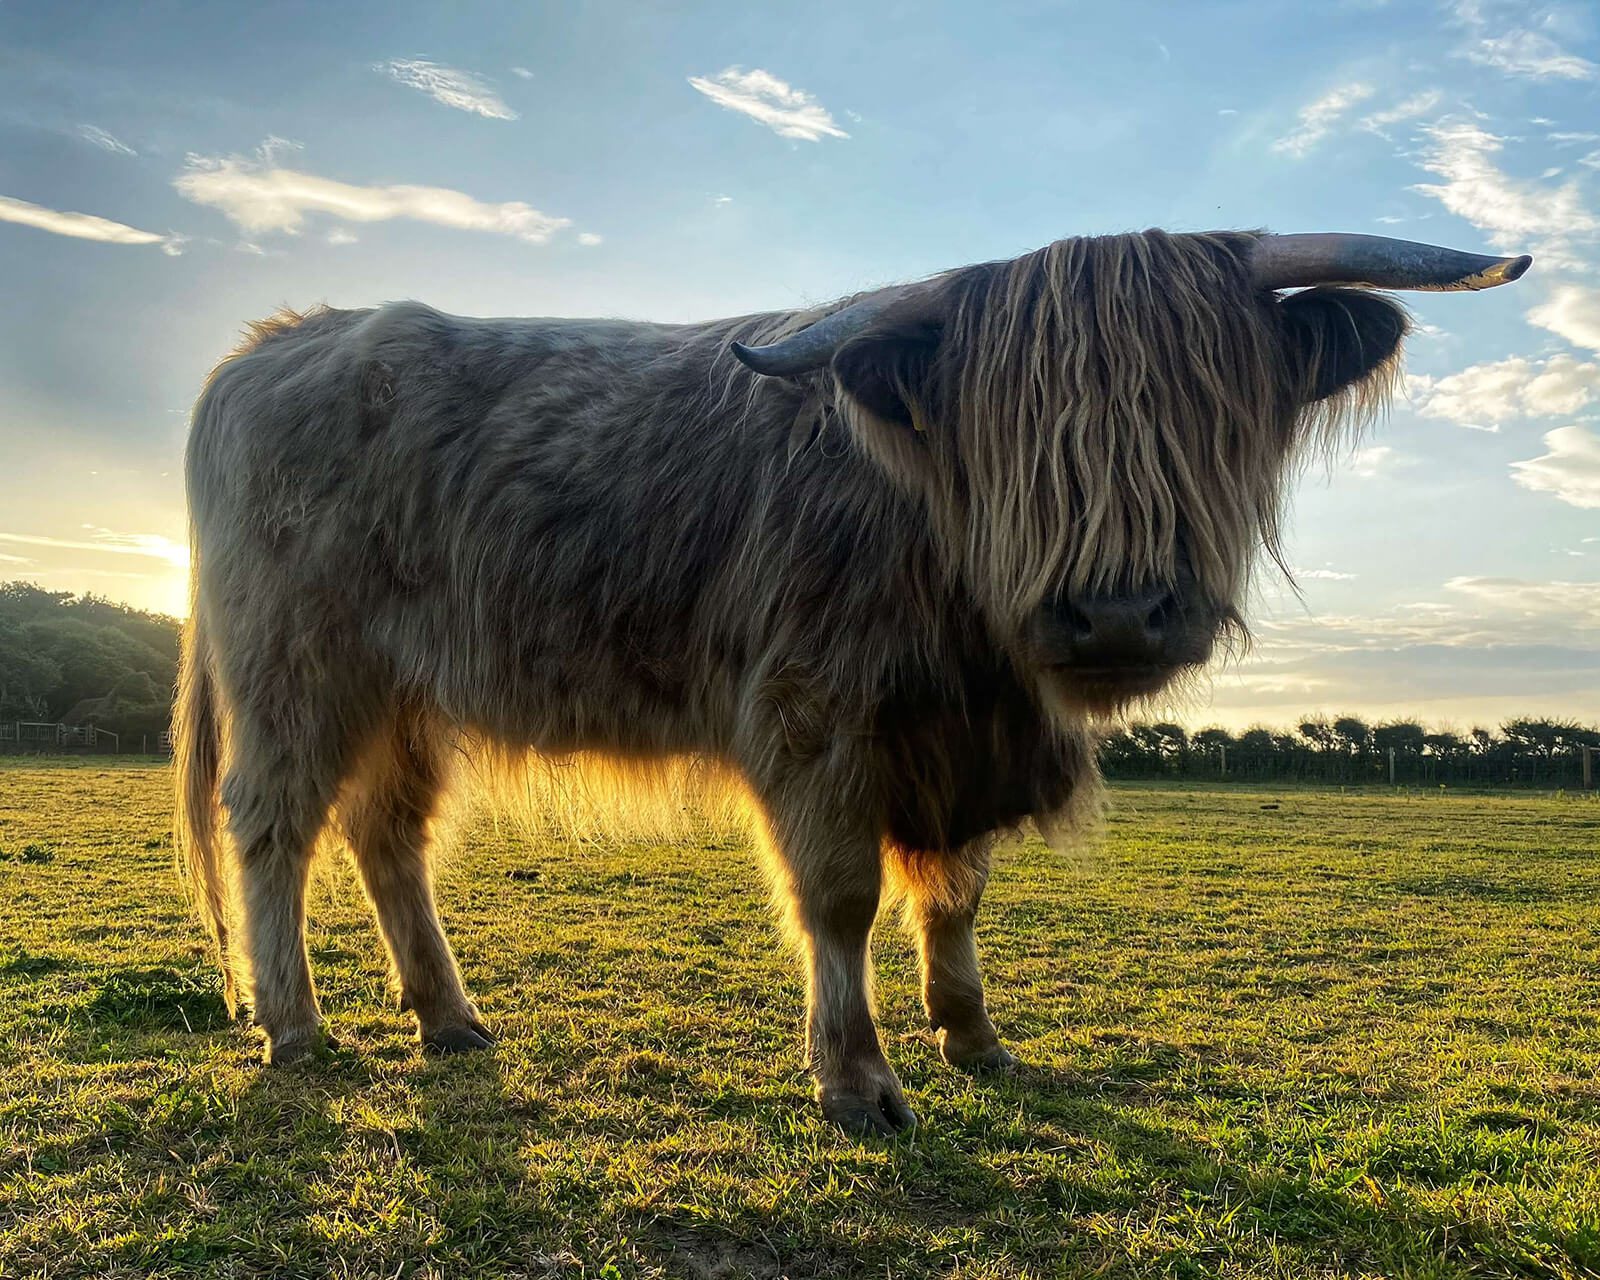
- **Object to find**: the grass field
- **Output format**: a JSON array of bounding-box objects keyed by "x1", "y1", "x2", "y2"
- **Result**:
[{"x1": 1, "y1": 760, "x2": 1599, "y2": 1279}]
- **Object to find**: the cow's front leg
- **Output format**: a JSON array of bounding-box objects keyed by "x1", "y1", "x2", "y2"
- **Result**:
[
  {"x1": 753, "y1": 777, "x2": 915, "y2": 1137},
  {"x1": 892, "y1": 843, "x2": 1018, "y2": 1072},
  {"x1": 802, "y1": 871, "x2": 916, "y2": 1135}
]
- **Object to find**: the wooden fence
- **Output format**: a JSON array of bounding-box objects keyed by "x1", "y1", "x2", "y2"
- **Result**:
[{"x1": 0, "y1": 721, "x2": 125, "y2": 754}]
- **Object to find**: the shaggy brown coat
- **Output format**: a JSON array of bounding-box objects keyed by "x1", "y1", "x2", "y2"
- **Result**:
[{"x1": 176, "y1": 229, "x2": 1407, "y2": 1134}]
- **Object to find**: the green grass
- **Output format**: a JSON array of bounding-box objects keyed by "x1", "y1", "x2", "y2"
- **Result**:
[{"x1": 2, "y1": 760, "x2": 1599, "y2": 1278}]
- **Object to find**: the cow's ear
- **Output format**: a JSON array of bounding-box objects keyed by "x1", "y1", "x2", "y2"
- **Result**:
[
  {"x1": 1278, "y1": 287, "x2": 1409, "y2": 404},
  {"x1": 830, "y1": 319, "x2": 944, "y2": 429}
]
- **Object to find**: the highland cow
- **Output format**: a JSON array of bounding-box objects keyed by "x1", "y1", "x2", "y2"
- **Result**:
[{"x1": 175, "y1": 229, "x2": 1528, "y2": 1134}]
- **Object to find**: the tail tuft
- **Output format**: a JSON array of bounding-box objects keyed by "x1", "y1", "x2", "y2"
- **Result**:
[{"x1": 173, "y1": 611, "x2": 240, "y2": 1012}]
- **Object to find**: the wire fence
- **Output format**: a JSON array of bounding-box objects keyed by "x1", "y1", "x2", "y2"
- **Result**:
[{"x1": 1102, "y1": 746, "x2": 1597, "y2": 789}]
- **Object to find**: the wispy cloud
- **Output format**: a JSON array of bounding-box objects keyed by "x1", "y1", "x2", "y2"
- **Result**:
[
  {"x1": 1530, "y1": 285, "x2": 1600, "y2": 354},
  {"x1": 510, "y1": 66, "x2": 534, "y2": 80},
  {"x1": 174, "y1": 140, "x2": 574, "y2": 244},
  {"x1": 1359, "y1": 89, "x2": 1443, "y2": 137},
  {"x1": 377, "y1": 59, "x2": 517, "y2": 120},
  {"x1": 1292, "y1": 567, "x2": 1359, "y2": 581},
  {"x1": 77, "y1": 124, "x2": 136, "y2": 156},
  {"x1": 1410, "y1": 120, "x2": 1597, "y2": 266},
  {"x1": 1510, "y1": 356, "x2": 1597, "y2": 415},
  {"x1": 1409, "y1": 354, "x2": 1598, "y2": 429},
  {"x1": 1460, "y1": 30, "x2": 1596, "y2": 81},
  {"x1": 576, "y1": 231, "x2": 603, "y2": 246},
  {"x1": 1272, "y1": 82, "x2": 1374, "y2": 157},
  {"x1": 688, "y1": 67, "x2": 848, "y2": 141},
  {"x1": 1449, "y1": 0, "x2": 1597, "y2": 80},
  {"x1": 1256, "y1": 576, "x2": 1600, "y2": 651},
  {"x1": 1511, "y1": 424, "x2": 1600, "y2": 508},
  {"x1": 1350, "y1": 444, "x2": 1403, "y2": 477},
  {"x1": 1444, "y1": 576, "x2": 1600, "y2": 624},
  {"x1": 1220, "y1": 569, "x2": 1600, "y2": 724},
  {"x1": 0, "y1": 528, "x2": 189, "y2": 566},
  {"x1": 0, "y1": 193, "x2": 182, "y2": 254}
]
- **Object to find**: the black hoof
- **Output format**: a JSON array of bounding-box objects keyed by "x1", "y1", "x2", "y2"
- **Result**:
[
  {"x1": 820, "y1": 1087, "x2": 918, "y2": 1138},
  {"x1": 265, "y1": 1028, "x2": 337, "y2": 1066},
  {"x1": 945, "y1": 1043, "x2": 1021, "y2": 1074},
  {"x1": 422, "y1": 1020, "x2": 496, "y2": 1054}
]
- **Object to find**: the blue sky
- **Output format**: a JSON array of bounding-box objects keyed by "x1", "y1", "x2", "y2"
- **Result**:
[{"x1": 1, "y1": 0, "x2": 1597, "y2": 729}]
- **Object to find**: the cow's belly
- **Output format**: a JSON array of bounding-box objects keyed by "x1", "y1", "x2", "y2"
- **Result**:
[{"x1": 368, "y1": 591, "x2": 728, "y2": 756}]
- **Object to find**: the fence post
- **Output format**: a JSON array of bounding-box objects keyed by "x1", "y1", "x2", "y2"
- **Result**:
[
  {"x1": 1584, "y1": 744, "x2": 1594, "y2": 791},
  {"x1": 1219, "y1": 744, "x2": 1227, "y2": 778},
  {"x1": 1388, "y1": 747, "x2": 1396, "y2": 786}
]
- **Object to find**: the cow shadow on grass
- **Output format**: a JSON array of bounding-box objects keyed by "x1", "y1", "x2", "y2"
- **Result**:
[
  {"x1": 40, "y1": 965, "x2": 1587, "y2": 1277},
  {"x1": 619, "y1": 1062, "x2": 1549, "y2": 1280},
  {"x1": 32, "y1": 959, "x2": 235, "y2": 1068},
  {"x1": 624, "y1": 1022, "x2": 1598, "y2": 1278},
  {"x1": 396, "y1": 1044, "x2": 1569, "y2": 1278},
  {"x1": 46, "y1": 1006, "x2": 542, "y2": 1272},
  {"x1": 697, "y1": 1063, "x2": 1479, "y2": 1279}
]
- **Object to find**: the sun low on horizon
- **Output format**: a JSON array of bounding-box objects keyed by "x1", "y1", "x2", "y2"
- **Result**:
[{"x1": 2, "y1": 0, "x2": 1596, "y2": 731}]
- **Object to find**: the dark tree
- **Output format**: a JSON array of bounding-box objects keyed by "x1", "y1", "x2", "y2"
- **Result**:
[
  {"x1": 0, "y1": 621, "x2": 61, "y2": 719},
  {"x1": 1237, "y1": 726, "x2": 1277, "y2": 753},
  {"x1": 1422, "y1": 731, "x2": 1467, "y2": 762},
  {"x1": 1331, "y1": 715, "x2": 1372, "y2": 754},
  {"x1": 1298, "y1": 718, "x2": 1336, "y2": 750},
  {"x1": 1192, "y1": 726, "x2": 1235, "y2": 751},
  {"x1": 1373, "y1": 720, "x2": 1425, "y2": 756},
  {"x1": 0, "y1": 581, "x2": 180, "y2": 732}
]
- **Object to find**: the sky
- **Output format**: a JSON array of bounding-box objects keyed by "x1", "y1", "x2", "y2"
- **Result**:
[{"x1": 1, "y1": 0, "x2": 1597, "y2": 731}]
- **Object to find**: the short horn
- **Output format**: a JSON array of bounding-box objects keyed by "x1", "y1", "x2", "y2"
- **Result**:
[
  {"x1": 1252, "y1": 232, "x2": 1532, "y2": 292},
  {"x1": 731, "y1": 288, "x2": 915, "y2": 376}
]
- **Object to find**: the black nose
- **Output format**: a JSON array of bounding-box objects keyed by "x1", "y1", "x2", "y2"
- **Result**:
[{"x1": 1052, "y1": 588, "x2": 1176, "y2": 668}]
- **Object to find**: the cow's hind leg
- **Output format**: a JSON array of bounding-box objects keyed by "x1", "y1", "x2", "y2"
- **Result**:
[
  {"x1": 340, "y1": 715, "x2": 491, "y2": 1053},
  {"x1": 753, "y1": 769, "x2": 915, "y2": 1137},
  {"x1": 890, "y1": 841, "x2": 1018, "y2": 1072},
  {"x1": 221, "y1": 679, "x2": 364, "y2": 1065}
]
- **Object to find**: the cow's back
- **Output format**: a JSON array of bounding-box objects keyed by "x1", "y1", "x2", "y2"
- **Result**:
[{"x1": 186, "y1": 301, "x2": 831, "y2": 754}]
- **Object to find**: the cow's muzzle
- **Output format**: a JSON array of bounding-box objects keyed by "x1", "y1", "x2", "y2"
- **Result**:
[{"x1": 1030, "y1": 587, "x2": 1215, "y2": 695}]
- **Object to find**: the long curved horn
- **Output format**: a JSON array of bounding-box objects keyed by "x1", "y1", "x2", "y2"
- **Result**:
[
  {"x1": 730, "y1": 287, "x2": 916, "y2": 376},
  {"x1": 1251, "y1": 233, "x2": 1532, "y2": 291},
  {"x1": 732, "y1": 233, "x2": 1534, "y2": 375}
]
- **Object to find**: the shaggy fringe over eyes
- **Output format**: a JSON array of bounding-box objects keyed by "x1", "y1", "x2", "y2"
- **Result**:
[{"x1": 914, "y1": 230, "x2": 1398, "y2": 633}]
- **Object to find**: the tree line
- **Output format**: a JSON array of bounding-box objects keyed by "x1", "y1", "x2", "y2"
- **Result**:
[
  {"x1": 1, "y1": 580, "x2": 1595, "y2": 784},
  {"x1": 1102, "y1": 716, "x2": 1600, "y2": 787},
  {"x1": 0, "y1": 582, "x2": 178, "y2": 744}
]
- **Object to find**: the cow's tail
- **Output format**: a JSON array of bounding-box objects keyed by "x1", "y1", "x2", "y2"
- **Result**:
[{"x1": 173, "y1": 603, "x2": 240, "y2": 1013}]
